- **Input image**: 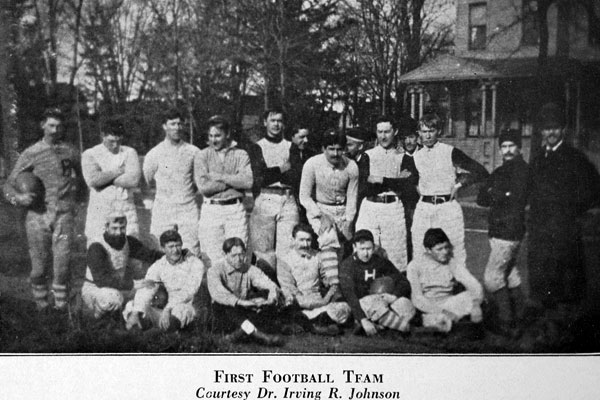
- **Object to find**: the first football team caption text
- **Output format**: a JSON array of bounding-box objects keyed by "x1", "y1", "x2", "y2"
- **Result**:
[{"x1": 195, "y1": 370, "x2": 401, "y2": 400}]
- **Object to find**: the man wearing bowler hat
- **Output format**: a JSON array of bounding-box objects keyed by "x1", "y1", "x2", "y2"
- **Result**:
[{"x1": 527, "y1": 103, "x2": 600, "y2": 320}]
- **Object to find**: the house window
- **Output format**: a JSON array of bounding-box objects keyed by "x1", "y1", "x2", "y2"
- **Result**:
[
  {"x1": 469, "y1": 3, "x2": 487, "y2": 50},
  {"x1": 522, "y1": 0, "x2": 539, "y2": 46}
]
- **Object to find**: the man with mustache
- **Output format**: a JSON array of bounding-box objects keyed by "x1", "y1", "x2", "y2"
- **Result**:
[
  {"x1": 82, "y1": 210, "x2": 163, "y2": 320},
  {"x1": 300, "y1": 129, "x2": 359, "y2": 286},
  {"x1": 4, "y1": 108, "x2": 85, "y2": 312},
  {"x1": 277, "y1": 224, "x2": 351, "y2": 335},
  {"x1": 527, "y1": 103, "x2": 600, "y2": 324},
  {"x1": 477, "y1": 129, "x2": 528, "y2": 336}
]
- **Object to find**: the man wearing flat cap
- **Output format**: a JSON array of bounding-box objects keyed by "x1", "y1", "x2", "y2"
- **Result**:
[
  {"x1": 82, "y1": 209, "x2": 163, "y2": 320},
  {"x1": 477, "y1": 129, "x2": 528, "y2": 336},
  {"x1": 528, "y1": 102, "x2": 600, "y2": 319}
]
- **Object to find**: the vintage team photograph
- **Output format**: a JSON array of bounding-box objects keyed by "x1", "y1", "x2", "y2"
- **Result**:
[{"x1": 0, "y1": 0, "x2": 599, "y2": 354}]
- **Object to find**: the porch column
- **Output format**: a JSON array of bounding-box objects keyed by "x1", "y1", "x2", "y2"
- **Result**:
[
  {"x1": 480, "y1": 82, "x2": 487, "y2": 136},
  {"x1": 409, "y1": 86, "x2": 416, "y2": 119},
  {"x1": 491, "y1": 81, "x2": 497, "y2": 136}
]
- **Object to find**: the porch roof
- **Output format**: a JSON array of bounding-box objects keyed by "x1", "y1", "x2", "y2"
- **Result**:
[{"x1": 398, "y1": 54, "x2": 586, "y2": 83}]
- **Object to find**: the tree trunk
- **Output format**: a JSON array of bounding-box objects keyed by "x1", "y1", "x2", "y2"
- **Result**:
[{"x1": 0, "y1": 2, "x2": 20, "y2": 172}]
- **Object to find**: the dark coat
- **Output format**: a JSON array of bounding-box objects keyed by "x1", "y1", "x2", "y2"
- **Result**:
[
  {"x1": 528, "y1": 143, "x2": 600, "y2": 238},
  {"x1": 477, "y1": 155, "x2": 529, "y2": 241}
]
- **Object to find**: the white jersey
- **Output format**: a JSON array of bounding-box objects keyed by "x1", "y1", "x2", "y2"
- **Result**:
[
  {"x1": 82, "y1": 144, "x2": 140, "y2": 241},
  {"x1": 143, "y1": 140, "x2": 201, "y2": 205},
  {"x1": 413, "y1": 142, "x2": 456, "y2": 196}
]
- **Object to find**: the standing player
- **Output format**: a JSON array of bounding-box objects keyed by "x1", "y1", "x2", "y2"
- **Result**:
[
  {"x1": 143, "y1": 109, "x2": 201, "y2": 255},
  {"x1": 412, "y1": 112, "x2": 488, "y2": 268},
  {"x1": 355, "y1": 116, "x2": 417, "y2": 272},
  {"x1": 285, "y1": 126, "x2": 317, "y2": 224},
  {"x1": 82, "y1": 116, "x2": 141, "y2": 243},
  {"x1": 476, "y1": 129, "x2": 529, "y2": 336},
  {"x1": 195, "y1": 115, "x2": 253, "y2": 266},
  {"x1": 4, "y1": 108, "x2": 85, "y2": 311},
  {"x1": 344, "y1": 127, "x2": 371, "y2": 215},
  {"x1": 300, "y1": 129, "x2": 358, "y2": 284},
  {"x1": 249, "y1": 108, "x2": 298, "y2": 260},
  {"x1": 397, "y1": 116, "x2": 421, "y2": 261}
]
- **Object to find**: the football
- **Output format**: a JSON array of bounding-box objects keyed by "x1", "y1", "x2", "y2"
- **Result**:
[
  {"x1": 15, "y1": 171, "x2": 45, "y2": 206},
  {"x1": 369, "y1": 276, "x2": 395, "y2": 295}
]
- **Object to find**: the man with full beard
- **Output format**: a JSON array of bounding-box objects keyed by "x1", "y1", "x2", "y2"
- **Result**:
[{"x1": 82, "y1": 210, "x2": 163, "y2": 319}]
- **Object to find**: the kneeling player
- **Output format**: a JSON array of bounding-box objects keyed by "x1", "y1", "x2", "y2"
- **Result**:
[
  {"x1": 82, "y1": 210, "x2": 163, "y2": 320},
  {"x1": 339, "y1": 230, "x2": 415, "y2": 336},
  {"x1": 407, "y1": 228, "x2": 483, "y2": 333},
  {"x1": 124, "y1": 229, "x2": 206, "y2": 331}
]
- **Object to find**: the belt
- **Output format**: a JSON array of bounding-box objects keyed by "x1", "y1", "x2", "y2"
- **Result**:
[
  {"x1": 421, "y1": 195, "x2": 452, "y2": 205},
  {"x1": 366, "y1": 195, "x2": 399, "y2": 204},
  {"x1": 261, "y1": 186, "x2": 293, "y2": 196},
  {"x1": 317, "y1": 201, "x2": 346, "y2": 206},
  {"x1": 205, "y1": 197, "x2": 243, "y2": 205}
]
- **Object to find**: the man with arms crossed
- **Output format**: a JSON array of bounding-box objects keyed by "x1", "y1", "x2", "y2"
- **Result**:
[
  {"x1": 143, "y1": 109, "x2": 201, "y2": 255},
  {"x1": 195, "y1": 115, "x2": 253, "y2": 266},
  {"x1": 356, "y1": 116, "x2": 417, "y2": 272},
  {"x1": 82, "y1": 116, "x2": 141, "y2": 242},
  {"x1": 249, "y1": 108, "x2": 298, "y2": 261}
]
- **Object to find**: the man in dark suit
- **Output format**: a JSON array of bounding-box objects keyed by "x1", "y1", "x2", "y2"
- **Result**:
[{"x1": 528, "y1": 103, "x2": 600, "y2": 319}]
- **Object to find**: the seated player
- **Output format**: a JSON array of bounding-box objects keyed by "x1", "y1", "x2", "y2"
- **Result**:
[
  {"x1": 82, "y1": 210, "x2": 163, "y2": 320},
  {"x1": 407, "y1": 228, "x2": 484, "y2": 333},
  {"x1": 339, "y1": 230, "x2": 415, "y2": 336},
  {"x1": 277, "y1": 224, "x2": 351, "y2": 335},
  {"x1": 124, "y1": 228, "x2": 206, "y2": 332},
  {"x1": 208, "y1": 237, "x2": 285, "y2": 346}
]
